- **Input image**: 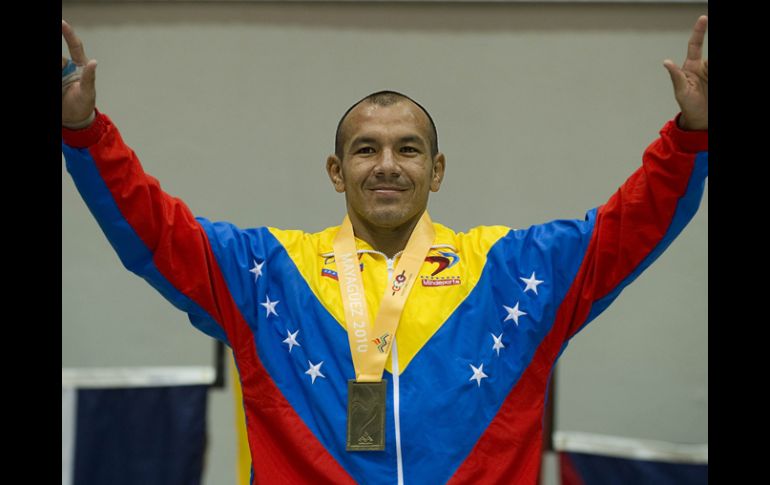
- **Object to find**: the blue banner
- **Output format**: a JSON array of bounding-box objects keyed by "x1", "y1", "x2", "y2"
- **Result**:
[
  {"x1": 66, "y1": 385, "x2": 208, "y2": 485},
  {"x1": 560, "y1": 451, "x2": 708, "y2": 485}
]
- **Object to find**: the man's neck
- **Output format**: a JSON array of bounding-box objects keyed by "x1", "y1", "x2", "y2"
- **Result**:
[{"x1": 347, "y1": 211, "x2": 423, "y2": 259}]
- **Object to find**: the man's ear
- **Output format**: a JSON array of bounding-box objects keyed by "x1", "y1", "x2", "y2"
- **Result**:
[
  {"x1": 430, "y1": 153, "x2": 446, "y2": 192},
  {"x1": 326, "y1": 154, "x2": 346, "y2": 193}
]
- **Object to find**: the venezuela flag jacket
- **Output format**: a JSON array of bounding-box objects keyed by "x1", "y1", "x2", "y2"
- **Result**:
[{"x1": 62, "y1": 111, "x2": 708, "y2": 485}]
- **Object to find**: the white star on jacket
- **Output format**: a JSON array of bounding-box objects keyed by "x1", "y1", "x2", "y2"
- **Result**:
[
  {"x1": 283, "y1": 329, "x2": 300, "y2": 352},
  {"x1": 520, "y1": 272, "x2": 544, "y2": 294},
  {"x1": 503, "y1": 302, "x2": 527, "y2": 326},
  {"x1": 491, "y1": 333, "x2": 505, "y2": 356},
  {"x1": 469, "y1": 363, "x2": 488, "y2": 387},
  {"x1": 250, "y1": 259, "x2": 264, "y2": 282},
  {"x1": 260, "y1": 295, "x2": 280, "y2": 318},
  {"x1": 305, "y1": 361, "x2": 325, "y2": 384}
]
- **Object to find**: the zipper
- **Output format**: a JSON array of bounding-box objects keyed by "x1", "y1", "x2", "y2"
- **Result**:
[
  {"x1": 386, "y1": 256, "x2": 396, "y2": 277},
  {"x1": 386, "y1": 256, "x2": 405, "y2": 485},
  {"x1": 320, "y1": 238, "x2": 453, "y2": 483},
  {"x1": 325, "y1": 248, "x2": 411, "y2": 483}
]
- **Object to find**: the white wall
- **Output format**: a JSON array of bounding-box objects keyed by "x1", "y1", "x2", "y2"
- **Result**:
[{"x1": 62, "y1": 3, "x2": 708, "y2": 483}]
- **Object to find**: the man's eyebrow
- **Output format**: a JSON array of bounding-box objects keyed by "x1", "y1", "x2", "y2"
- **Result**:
[
  {"x1": 349, "y1": 135, "x2": 427, "y2": 147},
  {"x1": 349, "y1": 136, "x2": 378, "y2": 147},
  {"x1": 398, "y1": 135, "x2": 426, "y2": 145}
]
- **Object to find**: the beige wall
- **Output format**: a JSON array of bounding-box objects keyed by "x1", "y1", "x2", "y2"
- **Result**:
[{"x1": 62, "y1": 3, "x2": 708, "y2": 483}]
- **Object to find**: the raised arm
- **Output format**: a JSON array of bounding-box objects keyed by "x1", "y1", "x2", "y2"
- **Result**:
[
  {"x1": 494, "y1": 17, "x2": 709, "y2": 349},
  {"x1": 61, "y1": 21, "x2": 247, "y2": 346},
  {"x1": 556, "y1": 15, "x2": 708, "y2": 340}
]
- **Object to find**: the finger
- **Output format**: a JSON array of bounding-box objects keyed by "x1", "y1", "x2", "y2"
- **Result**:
[
  {"x1": 703, "y1": 58, "x2": 708, "y2": 78},
  {"x1": 686, "y1": 15, "x2": 708, "y2": 63},
  {"x1": 61, "y1": 56, "x2": 67, "y2": 69},
  {"x1": 664, "y1": 59, "x2": 687, "y2": 92},
  {"x1": 62, "y1": 19, "x2": 89, "y2": 65},
  {"x1": 80, "y1": 59, "x2": 98, "y2": 96}
]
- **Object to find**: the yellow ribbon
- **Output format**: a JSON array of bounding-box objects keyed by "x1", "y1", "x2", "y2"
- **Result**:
[{"x1": 332, "y1": 212, "x2": 435, "y2": 382}]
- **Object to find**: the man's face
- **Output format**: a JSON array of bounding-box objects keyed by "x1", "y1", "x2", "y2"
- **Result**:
[{"x1": 326, "y1": 100, "x2": 445, "y2": 230}]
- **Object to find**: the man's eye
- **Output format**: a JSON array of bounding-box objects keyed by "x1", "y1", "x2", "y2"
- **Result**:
[
  {"x1": 401, "y1": 146, "x2": 417, "y2": 153},
  {"x1": 357, "y1": 147, "x2": 374, "y2": 154}
]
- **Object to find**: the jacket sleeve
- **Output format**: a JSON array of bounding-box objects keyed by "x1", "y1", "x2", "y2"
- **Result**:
[
  {"x1": 553, "y1": 113, "x2": 708, "y2": 342},
  {"x1": 62, "y1": 110, "x2": 239, "y2": 345}
]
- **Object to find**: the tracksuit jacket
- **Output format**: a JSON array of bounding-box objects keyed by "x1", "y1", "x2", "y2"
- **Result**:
[{"x1": 62, "y1": 110, "x2": 708, "y2": 485}]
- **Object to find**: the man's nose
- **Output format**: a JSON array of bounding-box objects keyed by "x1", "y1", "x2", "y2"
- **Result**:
[{"x1": 375, "y1": 148, "x2": 400, "y2": 176}]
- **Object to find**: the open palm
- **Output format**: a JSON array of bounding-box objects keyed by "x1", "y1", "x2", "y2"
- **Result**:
[
  {"x1": 62, "y1": 20, "x2": 97, "y2": 129},
  {"x1": 664, "y1": 16, "x2": 708, "y2": 131}
]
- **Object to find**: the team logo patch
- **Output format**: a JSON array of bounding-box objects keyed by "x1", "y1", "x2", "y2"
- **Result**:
[
  {"x1": 422, "y1": 251, "x2": 461, "y2": 287},
  {"x1": 322, "y1": 255, "x2": 363, "y2": 280}
]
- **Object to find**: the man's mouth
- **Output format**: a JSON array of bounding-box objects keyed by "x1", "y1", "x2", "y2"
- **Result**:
[{"x1": 368, "y1": 186, "x2": 407, "y2": 193}]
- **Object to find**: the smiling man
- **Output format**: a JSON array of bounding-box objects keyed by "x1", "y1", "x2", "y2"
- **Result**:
[
  {"x1": 328, "y1": 92, "x2": 445, "y2": 257},
  {"x1": 62, "y1": 16, "x2": 708, "y2": 485}
]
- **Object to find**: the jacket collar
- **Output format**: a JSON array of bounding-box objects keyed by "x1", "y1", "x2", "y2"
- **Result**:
[{"x1": 317, "y1": 213, "x2": 457, "y2": 257}]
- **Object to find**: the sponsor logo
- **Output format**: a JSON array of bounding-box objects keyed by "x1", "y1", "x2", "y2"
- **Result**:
[
  {"x1": 372, "y1": 333, "x2": 391, "y2": 353},
  {"x1": 357, "y1": 432, "x2": 374, "y2": 445},
  {"x1": 421, "y1": 276, "x2": 462, "y2": 287},
  {"x1": 422, "y1": 251, "x2": 461, "y2": 287},
  {"x1": 425, "y1": 251, "x2": 460, "y2": 276}
]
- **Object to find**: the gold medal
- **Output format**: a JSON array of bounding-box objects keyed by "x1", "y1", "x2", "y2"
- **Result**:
[
  {"x1": 346, "y1": 380, "x2": 387, "y2": 451},
  {"x1": 334, "y1": 212, "x2": 435, "y2": 452}
]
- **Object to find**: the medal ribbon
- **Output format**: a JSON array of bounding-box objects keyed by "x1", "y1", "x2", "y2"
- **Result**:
[{"x1": 332, "y1": 211, "x2": 435, "y2": 382}]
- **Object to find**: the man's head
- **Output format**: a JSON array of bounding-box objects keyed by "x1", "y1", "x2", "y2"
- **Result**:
[
  {"x1": 334, "y1": 91, "x2": 439, "y2": 160},
  {"x1": 326, "y1": 91, "x2": 446, "y2": 230}
]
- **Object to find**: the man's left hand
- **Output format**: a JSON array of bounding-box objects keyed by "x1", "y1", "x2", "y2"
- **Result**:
[{"x1": 664, "y1": 15, "x2": 708, "y2": 131}]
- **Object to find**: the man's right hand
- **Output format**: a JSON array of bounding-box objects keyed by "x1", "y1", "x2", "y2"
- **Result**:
[{"x1": 62, "y1": 20, "x2": 98, "y2": 129}]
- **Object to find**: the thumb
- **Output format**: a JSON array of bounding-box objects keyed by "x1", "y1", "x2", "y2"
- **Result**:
[
  {"x1": 663, "y1": 59, "x2": 687, "y2": 92},
  {"x1": 80, "y1": 59, "x2": 98, "y2": 97}
]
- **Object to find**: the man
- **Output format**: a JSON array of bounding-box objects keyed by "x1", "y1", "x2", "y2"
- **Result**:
[{"x1": 62, "y1": 15, "x2": 708, "y2": 485}]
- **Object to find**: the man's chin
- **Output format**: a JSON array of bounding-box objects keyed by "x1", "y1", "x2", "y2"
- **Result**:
[{"x1": 361, "y1": 209, "x2": 421, "y2": 230}]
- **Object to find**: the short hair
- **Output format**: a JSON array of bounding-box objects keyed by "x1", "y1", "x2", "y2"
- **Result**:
[{"x1": 334, "y1": 90, "x2": 439, "y2": 160}]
